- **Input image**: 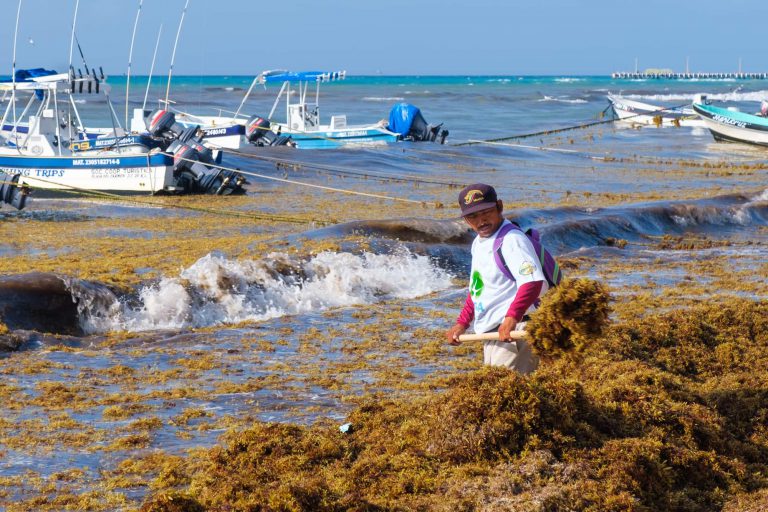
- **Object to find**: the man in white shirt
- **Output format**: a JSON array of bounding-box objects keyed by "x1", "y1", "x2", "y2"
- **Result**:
[{"x1": 446, "y1": 183, "x2": 548, "y2": 372}]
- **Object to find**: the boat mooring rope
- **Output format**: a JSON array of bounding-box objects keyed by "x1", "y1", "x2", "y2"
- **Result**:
[
  {"x1": 0, "y1": 176, "x2": 327, "y2": 225},
  {"x1": 167, "y1": 151, "x2": 445, "y2": 208},
  {"x1": 454, "y1": 101, "x2": 693, "y2": 146},
  {"x1": 222, "y1": 147, "x2": 465, "y2": 188}
]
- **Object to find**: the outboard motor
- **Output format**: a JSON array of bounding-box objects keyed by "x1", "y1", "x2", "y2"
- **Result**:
[
  {"x1": 245, "y1": 115, "x2": 294, "y2": 147},
  {"x1": 387, "y1": 103, "x2": 448, "y2": 144},
  {"x1": 166, "y1": 139, "x2": 245, "y2": 195},
  {"x1": 0, "y1": 172, "x2": 29, "y2": 210},
  {"x1": 145, "y1": 109, "x2": 186, "y2": 139},
  {"x1": 143, "y1": 109, "x2": 246, "y2": 195}
]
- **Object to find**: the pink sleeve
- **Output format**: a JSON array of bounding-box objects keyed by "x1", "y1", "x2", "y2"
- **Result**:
[
  {"x1": 457, "y1": 293, "x2": 474, "y2": 328},
  {"x1": 506, "y1": 280, "x2": 544, "y2": 321}
]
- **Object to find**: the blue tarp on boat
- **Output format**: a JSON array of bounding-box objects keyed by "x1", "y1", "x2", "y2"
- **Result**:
[
  {"x1": 14, "y1": 68, "x2": 57, "y2": 82},
  {"x1": 387, "y1": 103, "x2": 423, "y2": 137},
  {"x1": 0, "y1": 69, "x2": 58, "y2": 100}
]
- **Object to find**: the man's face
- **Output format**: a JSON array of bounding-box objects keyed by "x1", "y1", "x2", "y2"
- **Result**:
[{"x1": 463, "y1": 201, "x2": 504, "y2": 238}]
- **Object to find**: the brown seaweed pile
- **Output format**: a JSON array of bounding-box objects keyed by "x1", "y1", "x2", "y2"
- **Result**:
[
  {"x1": 526, "y1": 277, "x2": 612, "y2": 358},
  {"x1": 138, "y1": 297, "x2": 768, "y2": 511}
]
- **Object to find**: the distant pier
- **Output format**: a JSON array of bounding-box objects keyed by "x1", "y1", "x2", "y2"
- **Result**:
[{"x1": 612, "y1": 71, "x2": 768, "y2": 80}]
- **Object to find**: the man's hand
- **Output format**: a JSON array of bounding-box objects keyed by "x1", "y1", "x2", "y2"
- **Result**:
[
  {"x1": 446, "y1": 323, "x2": 468, "y2": 345},
  {"x1": 498, "y1": 316, "x2": 518, "y2": 341}
]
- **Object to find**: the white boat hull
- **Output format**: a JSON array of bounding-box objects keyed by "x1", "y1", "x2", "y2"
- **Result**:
[
  {"x1": 131, "y1": 109, "x2": 247, "y2": 150},
  {"x1": 693, "y1": 102, "x2": 768, "y2": 146},
  {"x1": 697, "y1": 114, "x2": 768, "y2": 146},
  {"x1": 274, "y1": 123, "x2": 398, "y2": 149},
  {"x1": 0, "y1": 153, "x2": 175, "y2": 193},
  {"x1": 609, "y1": 96, "x2": 704, "y2": 127}
]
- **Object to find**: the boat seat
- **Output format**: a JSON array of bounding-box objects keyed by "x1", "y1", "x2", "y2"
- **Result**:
[{"x1": 330, "y1": 115, "x2": 347, "y2": 129}]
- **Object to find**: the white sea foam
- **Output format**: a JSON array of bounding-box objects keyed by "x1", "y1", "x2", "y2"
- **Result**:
[
  {"x1": 95, "y1": 249, "x2": 453, "y2": 333},
  {"x1": 690, "y1": 127, "x2": 708, "y2": 137},
  {"x1": 362, "y1": 96, "x2": 405, "y2": 102},
  {"x1": 538, "y1": 95, "x2": 587, "y2": 104},
  {"x1": 670, "y1": 204, "x2": 753, "y2": 229},
  {"x1": 554, "y1": 78, "x2": 584, "y2": 83},
  {"x1": 621, "y1": 90, "x2": 768, "y2": 103},
  {"x1": 749, "y1": 188, "x2": 768, "y2": 203}
]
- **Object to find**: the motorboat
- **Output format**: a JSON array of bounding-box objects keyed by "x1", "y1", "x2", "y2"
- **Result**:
[
  {"x1": 256, "y1": 70, "x2": 399, "y2": 149},
  {"x1": 0, "y1": 69, "x2": 246, "y2": 198},
  {"x1": 130, "y1": 70, "x2": 448, "y2": 151},
  {"x1": 693, "y1": 96, "x2": 768, "y2": 146},
  {"x1": 607, "y1": 94, "x2": 704, "y2": 127}
]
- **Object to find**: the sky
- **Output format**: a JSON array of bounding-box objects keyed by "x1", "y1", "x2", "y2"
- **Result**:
[{"x1": 1, "y1": 0, "x2": 767, "y2": 76}]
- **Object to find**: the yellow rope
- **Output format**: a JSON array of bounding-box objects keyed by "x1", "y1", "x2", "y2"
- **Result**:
[{"x1": 2, "y1": 175, "x2": 327, "y2": 225}]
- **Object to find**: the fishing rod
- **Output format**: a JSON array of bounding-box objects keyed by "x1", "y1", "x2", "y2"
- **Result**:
[
  {"x1": 8, "y1": 0, "x2": 23, "y2": 151},
  {"x1": 142, "y1": 23, "x2": 163, "y2": 111},
  {"x1": 125, "y1": 0, "x2": 144, "y2": 128},
  {"x1": 164, "y1": 0, "x2": 189, "y2": 107},
  {"x1": 67, "y1": 0, "x2": 80, "y2": 72}
]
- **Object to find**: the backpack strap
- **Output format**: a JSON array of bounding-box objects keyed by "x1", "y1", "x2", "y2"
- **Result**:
[
  {"x1": 492, "y1": 222, "x2": 518, "y2": 282},
  {"x1": 494, "y1": 222, "x2": 562, "y2": 289},
  {"x1": 494, "y1": 222, "x2": 543, "y2": 309}
]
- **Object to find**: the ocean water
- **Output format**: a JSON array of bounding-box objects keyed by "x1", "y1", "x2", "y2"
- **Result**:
[{"x1": 1, "y1": 75, "x2": 767, "y2": 503}]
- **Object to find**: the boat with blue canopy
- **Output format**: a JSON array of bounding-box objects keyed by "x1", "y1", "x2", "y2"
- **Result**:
[
  {"x1": 256, "y1": 69, "x2": 399, "y2": 149},
  {"x1": 135, "y1": 69, "x2": 448, "y2": 151}
]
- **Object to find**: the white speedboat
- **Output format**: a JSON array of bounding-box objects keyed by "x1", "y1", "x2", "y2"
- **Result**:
[
  {"x1": 608, "y1": 94, "x2": 704, "y2": 127},
  {"x1": 0, "y1": 70, "x2": 245, "y2": 198}
]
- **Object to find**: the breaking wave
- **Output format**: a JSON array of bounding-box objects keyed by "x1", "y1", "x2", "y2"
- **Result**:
[
  {"x1": 622, "y1": 90, "x2": 768, "y2": 103},
  {"x1": 538, "y1": 95, "x2": 588, "y2": 104},
  {"x1": 362, "y1": 96, "x2": 405, "y2": 102},
  {"x1": 92, "y1": 248, "x2": 453, "y2": 333}
]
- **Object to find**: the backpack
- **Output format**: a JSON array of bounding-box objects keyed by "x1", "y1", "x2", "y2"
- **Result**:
[{"x1": 492, "y1": 222, "x2": 562, "y2": 288}]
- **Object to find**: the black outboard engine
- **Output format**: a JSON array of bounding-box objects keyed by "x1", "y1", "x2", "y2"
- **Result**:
[
  {"x1": 387, "y1": 103, "x2": 448, "y2": 144},
  {"x1": 0, "y1": 172, "x2": 29, "y2": 210},
  {"x1": 145, "y1": 109, "x2": 187, "y2": 139},
  {"x1": 166, "y1": 139, "x2": 245, "y2": 195},
  {"x1": 245, "y1": 115, "x2": 294, "y2": 147},
  {"x1": 143, "y1": 109, "x2": 246, "y2": 195}
]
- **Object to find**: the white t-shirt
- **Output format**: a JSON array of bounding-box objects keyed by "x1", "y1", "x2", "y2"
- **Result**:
[{"x1": 468, "y1": 220, "x2": 548, "y2": 333}]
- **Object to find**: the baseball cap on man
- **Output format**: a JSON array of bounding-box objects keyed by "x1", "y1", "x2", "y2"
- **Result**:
[{"x1": 458, "y1": 183, "x2": 498, "y2": 216}]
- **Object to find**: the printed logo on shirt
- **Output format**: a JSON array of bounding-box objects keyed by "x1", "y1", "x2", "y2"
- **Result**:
[
  {"x1": 470, "y1": 270, "x2": 484, "y2": 298},
  {"x1": 519, "y1": 260, "x2": 535, "y2": 276}
]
